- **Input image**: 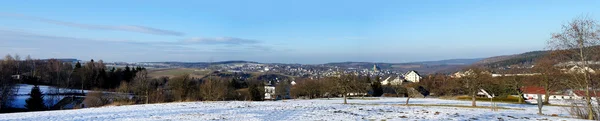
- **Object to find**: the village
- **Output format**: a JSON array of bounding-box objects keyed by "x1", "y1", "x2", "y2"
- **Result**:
[{"x1": 2, "y1": 1, "x2": 600, "y2": 120}]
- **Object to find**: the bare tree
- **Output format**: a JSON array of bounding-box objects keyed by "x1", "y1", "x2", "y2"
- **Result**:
[
  {"x1": 199, "y1": 78, "x2": 228, "y2": 101},
  {"x1": 549, "y1": 16, "x2": 600, "y2": 120},
  {"x1": 132, "y1": 70, "x2": 150, "y2": 104},
  {"x1": 459, "y1": 67, "x2": 491, "y2": 107},
  {"x1": 290, "y1": 78, "x2": 324, "y2": 99},
  {"x1": 533, "y1": 54, "x2": 564, "y2": 104},
  {"x1": 275, "y1": 80, "x2": 291, "y2": 100},
  {"x1": 167, "y1": 74, "x2": 192, "y2": 101},
  {"x1": 333, "y1": 74, "x2": 363, "y2": 104},
  {"x1": 0, "y1": 54, "x2": 17, "y2": 110},
  {"x1": 46, "y1": 59, "x2": 63, "y2": 105}
]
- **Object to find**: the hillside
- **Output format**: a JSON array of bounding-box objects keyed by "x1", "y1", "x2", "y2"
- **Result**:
[{"x1": 474, "y1": 51, "x2": 548, "y2": 68}]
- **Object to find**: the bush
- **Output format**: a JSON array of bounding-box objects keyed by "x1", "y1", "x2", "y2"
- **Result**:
[
  {"x1": 167, "y1": 74, "x2": 194, "y2": 101},
  {"x1": 248, "y1": 83, "x2": 264, "y2": 101},
  {"x1": 199, "y1": 79, "x2": 228, "y2": 101},
  {"x1": 82, "y1": 91, "x2": 107, "y2": 108},
  {"x1": 566, "y1": 103, "x2": 599, "y2": 120}
]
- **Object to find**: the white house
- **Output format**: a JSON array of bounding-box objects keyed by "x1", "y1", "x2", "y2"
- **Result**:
[
  {"x1": 404, "y1": 70, "x2": 421, "y2": 83},
  {"x1": 381, "y1": 76, "x2": 404, "y2": 86},
  {"x1": 264, "y1": 86, "x2": 276, "y2": 100},
  {"x1": 389, "y1": 76, "x2": 404, "y2": 85},
  {"x1": 564, "y1": 65, "x2": 596, "y2": 74},
  {"x1": 380, "y1": 76, "x2": 391, "y2": 85}
]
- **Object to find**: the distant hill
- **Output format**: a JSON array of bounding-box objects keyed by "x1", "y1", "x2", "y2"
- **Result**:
[
  {"x1": 474, "y1": 45, "x2": 600, "y2": 69},
  {"x1": 474, "y1": 51, "x2": 548, "y2": 67},
  {"x1": 405, "y1": 58, "x2": 483, "y2": 65},
  {"x1": 143, "y1": 60, "x2": 258, "y2": 68},
  {"x1": 474, "y1": 51, "x2": 549, "y2": 69},
  {"x1": 39, "y1": 58, "x2": 79, "y2": 62}
]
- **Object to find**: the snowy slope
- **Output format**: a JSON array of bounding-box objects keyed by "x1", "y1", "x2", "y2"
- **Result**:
[{"x1": 0, "y1": 98, "x2": 584, "y2": 121}]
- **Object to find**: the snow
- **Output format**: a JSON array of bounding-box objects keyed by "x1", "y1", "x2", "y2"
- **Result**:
[
  {"x1": 14, "y1": 84, "x2": 87, "y2": 95},
  {"x1": 0, "y1": 97, "x2": 585, "y2": 121},
  {"x1": 9, "y1": 84, "x2": 89, "y2": 108}
]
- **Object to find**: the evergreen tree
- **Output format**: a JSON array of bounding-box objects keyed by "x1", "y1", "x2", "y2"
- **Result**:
[
  {"x1": 25, "y1": 85, "x2": 46, "y2": 111},
  {"x1": 249, "y1": 83, "x2": 264, "y2": 101},
  {"x1": 98, "y1": 69, "x2": 108, "y2": 89},
  {"x1": 123, "y1": 66, "x2": 132, "y2": 82},
  {"x1": 371, "y1": 77, "x2": 383, "y2": 97},
  {"x1": 75, "y1": 62, "x2": 82, "y2": 69}
]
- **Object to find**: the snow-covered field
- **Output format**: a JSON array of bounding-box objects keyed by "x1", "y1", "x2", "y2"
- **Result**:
[{"x1": 0, "y1": 97, "x2": 583, "y2": 121}]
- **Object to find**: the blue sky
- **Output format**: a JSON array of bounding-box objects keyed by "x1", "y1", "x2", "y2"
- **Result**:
[{"x1": 1, "y1": 0, "x2": 599, "y2": 64}]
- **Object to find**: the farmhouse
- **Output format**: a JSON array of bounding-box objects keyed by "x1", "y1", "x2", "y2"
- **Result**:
[
  {"x1": 520, "y1": 86, "x2": 600, "y2": 104},
  {"x1": 521, "y1": 86, "x2": 573, "y2": 100},
  {"x1": 264, "y1": 85, "x2": 276, "y2": 100},
  {"x1": 381, "y1": 76, "x2": 403, "y2": 85},
  {"x1": 404, "y1": 70, "x2": 421, "y2": 83},
  {"x1": 380, "y1": 70, "x2": 422, "y2": 85}
]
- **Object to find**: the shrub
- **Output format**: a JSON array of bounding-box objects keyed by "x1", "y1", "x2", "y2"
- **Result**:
[
  {"x1": 566, "y1": 103, "x2": 599, "y2": 120},
  {"x1": 82, "y1": 91, "x2": 107, "y2": 108}
]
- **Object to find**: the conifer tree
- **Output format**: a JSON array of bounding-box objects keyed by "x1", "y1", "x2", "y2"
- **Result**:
[
  {"x1": 25, "y1": 85, "x2": 46, "y2": 111},
  {"x1": 371, "y1": 77, "x2": 384, "y2": 97},
  {"x1": 249, "y1": 83, "x2": 264, "y2": 101}
]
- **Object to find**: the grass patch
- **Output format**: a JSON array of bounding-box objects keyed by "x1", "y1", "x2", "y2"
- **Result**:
[{"x1": 148, "y1": 68, "x2": 210, "y2": 78}]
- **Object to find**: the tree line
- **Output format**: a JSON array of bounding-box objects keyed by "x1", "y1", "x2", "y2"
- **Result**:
[{"x1": 0, "y1": 55, "x2": 145, "y2": 112}]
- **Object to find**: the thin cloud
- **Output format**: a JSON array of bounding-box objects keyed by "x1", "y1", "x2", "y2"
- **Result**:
[
  {"x1": 0, "y1": 29, "x2": 272, "y2": 54},
  {"x1": 0, "y1": 13, "x2": 184, "y2": 36},
  {"x1": 182, "y1": 37, "x2": 260, "y2": 45}
]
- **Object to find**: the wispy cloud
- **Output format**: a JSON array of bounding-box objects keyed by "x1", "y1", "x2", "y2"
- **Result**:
[
  {"x1": 182, "y1": 37, "x2": 260, "y2": 45},
  {"x1": 0, "y1": 13, "x2": 184, "y2": 36}
]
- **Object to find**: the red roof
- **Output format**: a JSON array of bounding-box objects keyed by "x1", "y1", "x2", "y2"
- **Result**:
[
  {"x1": 520, "y1": 86, "x2": 547, "y2": 94},
  {"x1": 573, "y1": 90, "x2": 600, "y2": 97},
  {"x1": 520, "y1": 86, "x2": 565, "y2": 95}
]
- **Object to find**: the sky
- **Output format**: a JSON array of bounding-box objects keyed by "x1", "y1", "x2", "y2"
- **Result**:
[{"x1": 1, "y1": 0, "x2": 599, "y2": 64}]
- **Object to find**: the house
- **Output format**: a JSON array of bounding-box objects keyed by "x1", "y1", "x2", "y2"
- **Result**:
[
  {"x1": 520, "y1": 86, "x2": 574, "y2": 104},
  {"x1": 571, "y1": 90, "x2": 600, "y2": 100},
  {"x1": 564, "y1": 65, "x2": 596, "y2": 74},
  {"x1": 11, "y1": 75, "x2": 22, "y2": 80},
  {"x1": 380, "y1": 76, "x2": 391, "y2": 85},
  {"x1": 404, "y1": 70, "x2": 421, "y2": 83},
  {"x1": 379, "y1": 70, "x2": 420, "y2": 86},
  {"x1": 264, "y1": 85, "x2": 276, "y2": 100},
  {"x1": 51, "y1": 97, "x2": 85, "y2": 110},
  {"x1": 452, "y1": 69, "x2": 493, "y2": 78},
  {"x1": 381, "y1": 75, "x2": 404, "y2": 86},
  {"x1": 265, "y1": 80, "x2": 295, "y2": 100}
]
